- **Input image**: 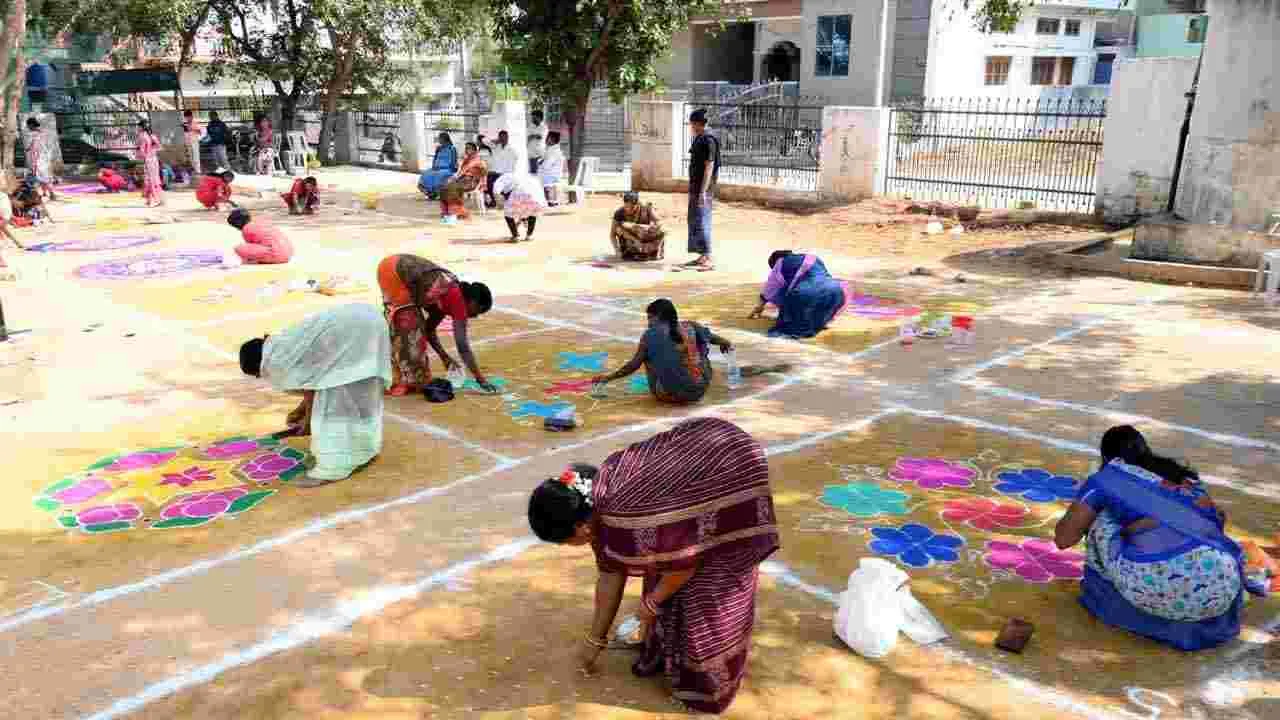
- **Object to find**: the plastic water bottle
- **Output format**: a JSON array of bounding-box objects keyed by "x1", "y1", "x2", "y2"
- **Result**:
[{"x1": 726, "y1": 349, "x2": 743, "y2": 389}]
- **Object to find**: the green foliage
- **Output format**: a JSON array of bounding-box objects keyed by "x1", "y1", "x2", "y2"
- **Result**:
[
  {"x1": 490, "y1": 0, "x2": 724, "y2": 110},
  {"x1": 964, "y1": 0, "x2": 1030, "y2": 34}
]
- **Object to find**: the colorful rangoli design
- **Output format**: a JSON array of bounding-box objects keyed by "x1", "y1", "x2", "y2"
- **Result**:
[
  {"x1": 33, "y1": 435, "x2": 311, "y2": 534},
  {"x1": 27, "y1": 234, "x2": 159, "y2": 253},
  {"x1": 74, "y1": 250, "x2": 224, "y2": 280},
  {"x1": 812, "y1": 456, "x2": 1085, "y2": 593},
  {"x1": 845, "y1": 292, "x2": 922, "y2": 320}
]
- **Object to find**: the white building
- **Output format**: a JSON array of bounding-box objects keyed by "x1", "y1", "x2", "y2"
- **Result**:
[{"x1": 924, "y1": 0, "x2": 1135, "y2": 99}]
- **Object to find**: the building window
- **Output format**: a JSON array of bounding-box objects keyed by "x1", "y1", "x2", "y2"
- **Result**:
[
  {"x1": 1057, "y1": 57, "x2": 1076, "y2": 85},
  {"x1": 815, "y1": 15, "x2": 852, "y2": 77},
  {"x1": 1064, "y1": 19, "x2": 1081, "y2": 36},
  {"x1": 984, "y1": 56, "x2": 1011, "y2": 86},
  {"x1": 1093, "y1": 54, "x2": 1115, "y2": 85},
  {"x1": 1187, "y1": 16, "x2": 1208, "y2": 43},
  {"x1": 1036, "y1": 18, "x2": 1061, "y2": 35},
  {"x1": 1031, "y1": 57, "x2": 1056, "y2": 85}
]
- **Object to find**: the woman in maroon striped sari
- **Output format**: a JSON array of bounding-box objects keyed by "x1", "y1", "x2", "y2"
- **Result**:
[{"x1": 528, "y1": 417, "x2": 780, "y2": 713}]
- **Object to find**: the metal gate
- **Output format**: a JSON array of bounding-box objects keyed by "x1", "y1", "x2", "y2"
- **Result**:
[
  {"x1": 885, "y1": 97, "x2": 1107, "y2": 212},
  {"x1": 356, "y1": 107, "x2": 403, "y2": 167},
  {"x1": 678, "y1": 102, "x2": 822, "y2": 191}
]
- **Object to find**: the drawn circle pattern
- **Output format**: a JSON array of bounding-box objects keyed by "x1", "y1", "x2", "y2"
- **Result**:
[
  {"x1": 74, "y1": 250, "x2": 224, "y2": 280},
  {"x1": 34, "y1": 235, "x2": 160, "y2": 253}
]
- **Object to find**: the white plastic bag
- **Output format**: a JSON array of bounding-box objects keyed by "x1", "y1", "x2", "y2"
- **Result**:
[{"x1": 834, "y1": 558, "x2": 947, "y2": 658}]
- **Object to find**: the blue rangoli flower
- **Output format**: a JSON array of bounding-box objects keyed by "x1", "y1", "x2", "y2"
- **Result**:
[
  {"x1": 994, "y1": 468, "x2": 1078, "y2": 503},
  {"x1": 627, "y1": 375, "x2": 650, "y2": 394},
  {"x1": 868, "y1": 523, "x2": 963, "y2": 568},
  {"x1": 556, "y1": 351, "x2": 608, "y2": 372},
  {"x1": 820, "y1": 483, "x2": 909, "y2": 518},
  {"x1": 510, "y1": 401, "x2": 575, "y2": 419}
]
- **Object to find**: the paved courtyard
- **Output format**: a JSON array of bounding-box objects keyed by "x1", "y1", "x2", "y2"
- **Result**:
[{"x1": 1, "y1": 167, "x2": 1277, "y2": 719}]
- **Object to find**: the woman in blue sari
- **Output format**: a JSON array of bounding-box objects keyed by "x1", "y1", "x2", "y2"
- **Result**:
[
  {"x1": 417, "y1": 133, "x2": 458, "y2": 199},
  {"x1": 1055, "y1": 425, "x2": 1264, "y2": 651},
  {"x1": 748, "y1": 250, "x2": 849, "y2": 338}
]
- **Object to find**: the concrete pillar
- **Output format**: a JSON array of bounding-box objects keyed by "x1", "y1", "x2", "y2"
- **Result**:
[
  {"x1": 333, "y1": 112, "x2": 359, "y2": 165},
  {"x1": 818, "y1": 106, "x2": 890, "y2": 201},
  {"x1": 399, "y1": 111, "x2": 428, "y2": 173},
  {"x1": 491, "y1": 101, "x2": 529, "y2": 175},
  {"x1": 629, "y1": 101, "x2": 686, "y2": 192}
]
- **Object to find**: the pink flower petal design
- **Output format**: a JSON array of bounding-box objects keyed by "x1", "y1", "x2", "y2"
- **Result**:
[
  {"x1": 159, "y1": 488, "x2": 248, "y2": 520},
  {"x1": 984, "y1": 539, "x2": 1085, "y2": 583},
  {"x1": 889, "y1": 457, "x2": 976, "y2": 490},
  {"x1": 53, "y1": 476, "x2": 112, "y2": 504},
  {"x1": 105, "y1": 451, "x2": 176, "y2": 472},
  {"x1": 76, "y1": 503, "x2": 142, "y2": 525},
  {"x1": 204, "y1": 440, "x2": 261, "y2": 459},
  {"x1": 941, "y1": 498, "x2": 1029, "y2": 531}
]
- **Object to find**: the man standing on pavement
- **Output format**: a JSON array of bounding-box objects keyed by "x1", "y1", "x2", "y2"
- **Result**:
[
  {"x1": 486, "y1": 130, "x2": 518, "y2": 208},
  {"x1": 527, "y1": 111, "x2": 547, "y2": 174},
  {"x1": 183, "y1": 110, "x2": 204, "y2": 175},
  {"x1": 206, "y1": 111, "x2": 230, "y2": 172},
  {"x1": 682, "y1": 108, "x2": 720, "y2": 271}
]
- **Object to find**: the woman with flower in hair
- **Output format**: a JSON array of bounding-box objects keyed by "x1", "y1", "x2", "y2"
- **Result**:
[{"x1": 527, "y1": 417, "x2": 780, "y2": 714}]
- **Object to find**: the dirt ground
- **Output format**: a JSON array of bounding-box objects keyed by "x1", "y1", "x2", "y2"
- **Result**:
[{"x1": 0, "y1": 167, "x2": 1276, "y2": 720}]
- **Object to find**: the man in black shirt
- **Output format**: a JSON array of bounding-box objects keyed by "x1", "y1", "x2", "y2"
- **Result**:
[
  {"x1": 206, "y1": 112, "x2": 230, "y2": 171},
  {"x1": 683, "y1": 108, "x2": 719, "y2": 271}
]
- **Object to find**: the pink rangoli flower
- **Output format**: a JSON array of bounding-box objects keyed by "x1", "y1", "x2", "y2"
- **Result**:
[
  {"x1": 204, "y1": 439, "x2": 262, "y2": 460},
  {"x1": 160, "y1": 488, "x2": 248, "y2": 520},
  {"x1": 888, "y1": 457, "x2": 976, "y2": 490},
  {"x1": 985, "y1": 539, "x2": 1084, "y2": 582},
  {"x1": 52, "y1": 476, "x2": 112, "y2": 504},
  {"x1": 76, "y1": 504, "x2": 143, "y2": 526},
  {"x1": 159, "y1": 466, "x2": 217, "y2": 488},
  {"x1": 545, "y1": 379, "x2": 595, "y2": 395},
  {"x1": 105, "y1": 451, "x2": 177, "y2": 472},
  {"x1": 941, "y1": 498, "x2": 1029, "y2": 531},
  {"x1": 242, "y1": 451, "x2": 302, "y2": 481}
]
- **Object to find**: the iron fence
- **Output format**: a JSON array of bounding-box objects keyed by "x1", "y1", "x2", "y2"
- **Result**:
[
  {"x1": 357, "y1": 108, "x2": 404, "y2": 166},
  {"x1": 422, "y1": 110, "x2": 483, "y2": 159},
  {"x1": 885, "y1": 97, "x2": 1107, "y2": 212},
  {"x1": 678, "y1": 102, "x2": 822, "y2": 191},
  {"x1": 49, "y1": 109, "x2": 154, "y2": 168}
]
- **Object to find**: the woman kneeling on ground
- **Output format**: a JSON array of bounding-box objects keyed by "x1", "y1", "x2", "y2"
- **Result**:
[
  {"x1": 528, "y1": 417, "x2": 780, "y2": 714},
  {"x1": 610, "y1": 191, "x2": 665, "y2": 261},
  {"x1": 196, "y1": 169, "x2": 237, "y2": 211},
  {"x1": 281, "y1": 176, "x2": 319, "y2": 214},
  {"x1": 492, "y1": 172, "x2": 547, "y2": 242},
  {"x1": 748, "y1": 250, "x2": 849, "y2": 339},
  {"x1": 239, "y1": 303, "x2": 391, "y2": 487},
  {"x1": 1055, "y1": 425, "x2": 1265, "y2": 650},
  {"x1": 592, "y1": 299, "x2": 732, "y2": 404},
  {"x1": 228, "y1": 208, "x2": 292, "y2": 265}
]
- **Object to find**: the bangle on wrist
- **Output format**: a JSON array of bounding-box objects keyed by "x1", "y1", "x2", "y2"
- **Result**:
[
  {"x1": 584, "y1": 633, "x2": 607, "y2": 650},
  {"x1": 642, "y1": 595, "x2": 661, "y2": 617}
]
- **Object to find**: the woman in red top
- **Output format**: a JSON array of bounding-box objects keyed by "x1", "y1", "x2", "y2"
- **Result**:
[
  {"x1": 281, "y1": 176, "x2": 319, "y2": 214},
  {"x1": 195, "y1": 170, "x2": 237, "y2": 210},
  {"x1": 376, "y1": 254, "x2": 496, "y2": 396},
  {"x1": 228, "y1": 209, "x2": 292, "y2": 264},
  {"x1": 97, "y1": 167, "x2": 129, "y2": 193}
]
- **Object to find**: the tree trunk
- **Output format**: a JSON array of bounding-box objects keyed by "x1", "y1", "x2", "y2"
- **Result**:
[
  {"x1": 318, "y1": 44, "x2": 354, "y2": 166},
  {"x1": 0, "y1": 0, "x2": 27, "y2": 171},
  {"x1": 563, "y1": 95, "x2": 589, "y2": 180},
  {"x1": 174, "y1": 36, "x2": 197, "y2": 109}
]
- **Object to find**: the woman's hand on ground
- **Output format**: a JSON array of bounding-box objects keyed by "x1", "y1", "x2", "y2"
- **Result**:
[
  {"x1": 718, "y1": 341, "x2": 734, "y2": 353},
  {"x1": 591, "y1": 375, "x2": 608, "y2": 385},
  {"x1": 475, "y1": 379, "x2": 498, "y2": 394},
  {"x1": 577, "y1": 641, "x2": 603, "y2": 677}
]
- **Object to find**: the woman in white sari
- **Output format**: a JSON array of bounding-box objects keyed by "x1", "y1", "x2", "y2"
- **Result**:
[{"x1": 240, "y1": 304, "x2": 392, "y2": 487}]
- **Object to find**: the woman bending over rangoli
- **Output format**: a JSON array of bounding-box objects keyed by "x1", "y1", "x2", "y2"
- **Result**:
[
  {"x1": 1055, "y1": 425, "x2": 1266, "y2": 650},
  {"x1": 528, "y1": 418, "x2": 780, "y2": 713}
]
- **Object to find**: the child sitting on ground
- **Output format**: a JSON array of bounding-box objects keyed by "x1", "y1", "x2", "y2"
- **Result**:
[
  {"x1": 97, "y1": 167, "x2": 129, "y2": 193},
  {"x1": 11, "y1": 176, "x2": 52, "y2": 224},
  {"x1": 196, "y1": 170, "x2": 237, "y2": 211},
  {"x1": 228, "y1": 208, "x2": 293, "y2": 265},
  {"x1": 281, "y1": 176, "x2": 319, "y2": 215}
]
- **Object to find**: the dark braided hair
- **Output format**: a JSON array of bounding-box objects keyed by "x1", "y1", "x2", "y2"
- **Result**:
[
  {"x1": 1100, "y1": 425, "x2": 1199, "y2": 486},
  {"x1": 647, "y1": 298, "x2": 683, "y2": 344},
  {"x1": 527, "y1": 464, "x2": 599, "y2": 543}
]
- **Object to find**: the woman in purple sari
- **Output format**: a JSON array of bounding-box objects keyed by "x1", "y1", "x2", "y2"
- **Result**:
[
  {"x1": 749, "y1": 250, "x2": 849, "y2": 338},
  {"x1": 528, "y1": 418, "x2": 780, "y2": 713}
]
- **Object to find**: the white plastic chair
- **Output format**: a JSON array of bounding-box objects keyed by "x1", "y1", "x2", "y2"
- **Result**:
[
  {"x1": 283, "y1": 131, "x2": 308, "y2": 176},
  {"x1": 555, "y1": 156, "x2": 598, "y2": 207},
  {"x1": 271, "y1": 134, "x2": 285, "y2": 174},
  {"x1": 1256, "y1": 249, "x2": 1280, "y2": 303}
]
